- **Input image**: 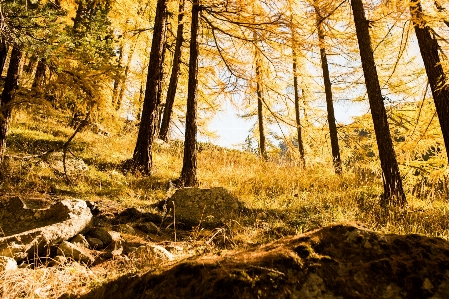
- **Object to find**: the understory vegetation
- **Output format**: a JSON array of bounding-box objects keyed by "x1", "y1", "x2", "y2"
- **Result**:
[{"x1": 2, "y1": 108, "x2": 449, "y2": 243}]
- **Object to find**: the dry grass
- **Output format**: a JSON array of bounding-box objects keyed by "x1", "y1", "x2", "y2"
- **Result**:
[{"x1": 1, "y1": 108, "x2": 449, "y2": 297}]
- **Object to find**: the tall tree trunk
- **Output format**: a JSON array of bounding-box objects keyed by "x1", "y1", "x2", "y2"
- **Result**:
[
  {"x1": 159, "y1": 0, "x2": 186, "y2": 142},
  {"x1": 112, "y1": 44, "x2": 125, "y2": 107},
  {"x1": 292, "y1": 51, "x2": 305, "y2": 167},
  {"x1": 0, "y1": 43, "x2": 7, "y2": 77},
  {"x1": 154, "y1": 40, "x2": 167, "y2": 137},
  {"x1": 131, "y1": 0, "x2": 168, "y2": 174},
  {"x1": 116, "y1": 41, "x2": 138, "y2": 111},
  {"x1": 179, "y1": 0, "x2": 200, "y2": 187},
  {"x1": 351, "y1": 0, "x2": 406, "y2": 206},
  {"x1": 32, "y1": 59, "x2": 48, "y2": 90},
  {"x1": 254, "y1": 40, "x2": 267, "y2": 161},
  {"x1": 0, "y1": 47, "x2": 22, "y2": 164},
  {"x1": 411, "y1": 0, "x2": 449, "y2": 163},
  {"x1": 316, "y1": 12, "x2": 342, "y2": 174}
]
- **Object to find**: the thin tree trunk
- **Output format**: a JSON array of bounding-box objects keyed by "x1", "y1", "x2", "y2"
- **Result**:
[
  {"x1": 0, "y1": 47, "x2": 22, "y2": 164},
  {"x1": 411, "y1": 0, "x2": 449, "y2": 163},
  {"x1": 292, "y1": 52, "x2": 305, "y2": 167},
  {"x1": 351, "y1": 0, "x2": 406, "y2": 206},
  {"x1": 316, "y1": 12, "x2": 342, "y2": 174},
  {"x1": 254, "y1": 39, "x2": 267, "y2": 161},
  {"x1": 179, "y1": 0, "x2": 200, "y2": 187},
  {"x1": 112, "y1": 44, "x2": 124, "y2": 107},
  {"x1": 132, "y1": 0, "x2": 168, "y2": 174},
  {"x1": 116, "y1": 41, "x2": 138, "y2": 111},
  {"x1": 154, "y1": 40, "x2": 167, "y2": 137},
  {"x1": 32, "y1": 59, "x2": 48, "y2": 90},
  {"x1": 159, "y1": 0, "x2": 186, "y2": 142}
]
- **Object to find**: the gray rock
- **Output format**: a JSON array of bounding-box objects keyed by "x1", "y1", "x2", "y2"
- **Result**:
[
  {"x1": 88, "y1": 228, "x2": 114, "y2": 245},
  {"x1": 159, "y1": 187, "x2": 244, "y2": 228},
  {"x1": 51, "y1": 255, "x2": 68, "y2": 266},
  {"x1": 86, "y1": 237, "x2": 104, "y2": 249},
  {"x1": 136, "y1": 222, "x2": 161, "y2": 235},
  {"x1": 71, "y1": 234, "x2": 89, "y2": 248},
  {"x1": 57, "y1": 241, "x2": 95, "y2": 264},
  {"x1": 0, "y1": 256, "x2": 17, "y2": 271},
  {"x1": 0, "y1": 197, "x2": 93, "y2": 261},
  {"x1": 113, "y1": 224, "x2": 136, "y2": 235},
  {"x1": 129, "y1": 244, "x2": 174, "y2": 263}
]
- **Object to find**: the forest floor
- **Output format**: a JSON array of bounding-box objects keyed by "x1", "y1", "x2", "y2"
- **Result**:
[{"x1": 1, "y1": 108, "x2": 449, "y2": 298}]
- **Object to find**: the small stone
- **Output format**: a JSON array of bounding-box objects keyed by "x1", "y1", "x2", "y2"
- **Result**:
[
  {"x1": 87, "y1": 237, "x2": 104, "y2": 249},
  {"x1": 363, "y1": 240, "x2": 372, "y2": 249},
  {"x1": 0, "y1": 256, "x2": 18, "y2": 271},
  {"x1": 71, "y1": 234, "x2": 90, "y2": 248},
  {"x1": 423, "y1": 278, "x2": 434, "y2": 291},
  {"x1": 130, "y1": 244, "x2": 174, "y2": 262},
  {"x1": 52, "y1": 255, "x2": 68, "y2": 266},
  {"x1": 57, "y1": 241, "x2": 95, "y2": 264},
  {"x1": 137, "y1": 222, "x2": 161, "y2": 235},
  {"x1": 113, "y1": 224, "x2": 136, "y2": 235},
  {"x1": 88, "y1": 227, "x2": 114, "y2": 245}
]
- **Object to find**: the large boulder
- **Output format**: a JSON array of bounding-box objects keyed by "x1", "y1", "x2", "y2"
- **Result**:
[
  {"x1": 158, "y1": 187, "x2": 245, "y2": 228},
  {"x1": 73, "y1": 224, "x2": 449, "y2": 299},
  {"x1": 0, "y1": 197, "x2": 93, "y2": 261}
]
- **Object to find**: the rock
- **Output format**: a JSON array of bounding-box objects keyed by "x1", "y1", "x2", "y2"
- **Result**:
[
  {"x1": 78, "y1": 224, "x2": 449, "y2": 299},
  {"x1": 0, "y1": 256, "x2": 17, "y2": 271},
  {"x1": 71, "y1": 234, "x2": 89, "y2": 248},
  {"x1": 51, "y1": 255, "x2": 69, "y2": 266},
  {"x1": 108, "y1": 231, "x2": 123, "y2": 250},
  {"x1": 156, "y1": 187, "x2": 245, "y2": 228},
  {"x1": 129, "y1": 244, "x2": 174, "y2": 264},
  {"x1": 88, "y1": 228, "x2": 114, "y2": 245},
  {"x1": 136, "y1": 222, "x2": 161, "y2": 235},
  {"x1": 87, "y1": 237, "x2": 104, "y2": 249},
  {"x1": 57, "y1": 241, "x2": 95, "y2": 264},
  {"x1": 113, "y1": 224, "x2": 135, "y2": 235},
  {"x1": 43, "y1": 152, "x2": 89, "y2": 174},
  {"x1": 0, "y1": 197, "x2": 93, "y2": 261}
]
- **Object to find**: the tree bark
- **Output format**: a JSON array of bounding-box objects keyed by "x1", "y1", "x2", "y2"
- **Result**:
[
  {"x1": 316, "y1": 13, "x2": 342, "y2": 174},
  {"x1": 411, "y1": 0, "x2": 449, "y2": 163},
  {"x1": 112, "y1": 44, "x2": 125, "y2": 108},
  {"x1": 254, "y1": 40, "x2": 267, "y2": 161},
  {"x1": 159, "y1": 0, "x2": 186, "y2": 142},
  {"x1": 0, "y1": 43, "x2": 7, "y2": 77},
  {"x1": 292, "y1": 52, "x2": 305, "y2": 167},
  {"x1": 32, "y1": 59, "x2": 48, "y2": 90},
  {"x1": 131, "y1": 0, "x2": 168, "y2": 174},
  {"x1": 179, "y1": 1, "x2": 200, "y2": 187},
  {"x1": 351, "y1": 0, "x2": 406, "y2": 206},
  {"x1": 116, "y1": 41, "x2": 138, "y2": 111},
  {"x1": 0, "y1": 47, "x2": 22, "y2": 164}
]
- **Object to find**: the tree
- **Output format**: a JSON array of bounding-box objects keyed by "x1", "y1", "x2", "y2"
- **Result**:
[
  {"x1": 351, "y1": 0, "x2": 406, "y2": 206},
  {"x1": 132, "y1": 0, "x2": 168, "y2": 174},
  {"x1": 179, "y1": 0, "x2": 200, "y2": 187},
  {"x1": 410, "y1": 0, "x2": 449, "y2": 164},
  {"x1": 254, "y1": 36, "x2": 268, "y2": 161},
  {"x1": 0, "y1": 47, "x2": 22, "y2": 164},
  {"x1": 315, "y1": 2, "x2": 342, "y2": 174},
  {"x1": 159, "y1": 0, "x2": 186, "y2": 142}
]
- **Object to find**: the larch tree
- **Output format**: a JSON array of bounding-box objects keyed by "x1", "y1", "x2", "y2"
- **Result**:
[
  {"x1": 159, "y1": 0, "x2": 186, "y2": 142},
  {"x1": 132, "y1": 0, "x2": 168, "y2": 174},
  {"x1": 0, "y1": 47, "x2": 22, "y2": 164},
  {"x1": 410, "y1": 0, "x2": 449, "y2": 163},
  {"x1": 314, "y1": 0, "x2": 342, "y2": 174},
  {"x1": 179, "y1": 0, "x2": 201, "y2": 187},
  {"x1": 351, "y1": 0, "x2": 406, "y2": 206},
  {"x1": 254, "y1": 35, "x2": 268, "y2": 161}
]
